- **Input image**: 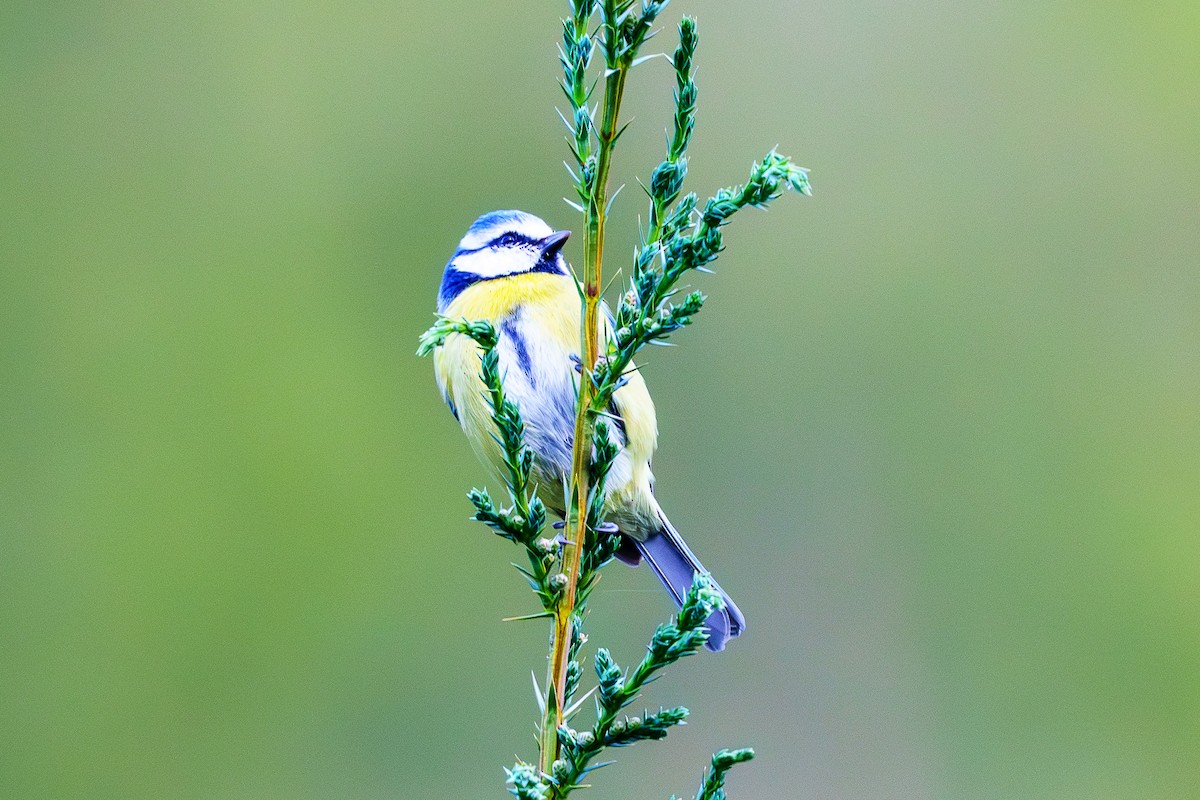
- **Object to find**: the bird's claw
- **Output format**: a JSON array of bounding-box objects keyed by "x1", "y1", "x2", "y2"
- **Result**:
[
  {"x1": 551, "y1": 519, "x2": 618, "y2": 537},
  {"x1": 569, "y1": 354, "x2": 610, "y2": 374}
]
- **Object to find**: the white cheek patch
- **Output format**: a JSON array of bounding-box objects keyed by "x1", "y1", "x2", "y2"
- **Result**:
[{"x1": 453, "y1": 246, "x2": 538, "y2": 278}]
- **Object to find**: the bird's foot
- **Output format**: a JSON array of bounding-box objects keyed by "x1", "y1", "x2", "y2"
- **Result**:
[
  {"x1": 568, "y1": 353, "x2": 610, "y2": 374},
  {"x1": 551, "y1": 519, "x2": 619, "y2": 537}
]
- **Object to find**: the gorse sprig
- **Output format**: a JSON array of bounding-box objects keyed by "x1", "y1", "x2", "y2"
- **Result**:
[
  {"x1": 505, "y1": 761, "x2": 551, "y2": 800},
  {"x1": 503, "y1": 577, "x2": 727, "y2": 800},
  {"x1": 418, "y1": 319, "x2": 559, "y2": 613},
  {"x1": 594, "y1": 147, "x2": 811, "y2": 428},
  {"x1": 645, "y1": 16, "x2": 697, "y2": 245},
  {"x1": 602, "y1": 0, "x2": 669, "y2": 68},
  {"x1": 418, "y1": 1, "x2": 808, "y2": 797},
  {"x1": 551, "y1": 576, "x2": 723, "y2": 794},
  {"x1": 695, "y1": 748, "x2": 757, "y2": 800},
  {"x1": 559, "y1": 0, "x2": 596, "y2": 207}
]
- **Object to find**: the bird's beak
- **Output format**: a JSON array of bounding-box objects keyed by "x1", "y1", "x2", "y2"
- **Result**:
[{"x1": 540, "y1": 230, "x2": 571, "y2": 256}]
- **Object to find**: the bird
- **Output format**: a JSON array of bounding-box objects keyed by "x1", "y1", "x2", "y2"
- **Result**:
[{"x1": 430, "y1": 209, "x2": 744, "y2": 651}]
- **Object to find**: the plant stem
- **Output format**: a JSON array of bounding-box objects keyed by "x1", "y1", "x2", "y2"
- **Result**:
[{"x1": 539, "y1": 61, "x2": 629, "y2": 777}]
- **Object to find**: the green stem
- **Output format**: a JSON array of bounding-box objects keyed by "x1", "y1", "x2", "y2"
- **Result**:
[{"x1": 539, "y1": 60, "x2": 630, "y2": 780}]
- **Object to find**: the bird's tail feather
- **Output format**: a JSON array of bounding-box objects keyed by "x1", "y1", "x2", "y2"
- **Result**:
[{"x1": 633, "y1": 512, "x2": 745, "y2": 652}]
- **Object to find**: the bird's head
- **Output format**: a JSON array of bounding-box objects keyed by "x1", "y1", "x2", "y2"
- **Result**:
[{"x1": 438, "y1": 210, "x2": 571, "y2": 311}]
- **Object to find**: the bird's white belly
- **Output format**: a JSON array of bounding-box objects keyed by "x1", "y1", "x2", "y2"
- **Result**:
[
  {"x1": 494, "y1": 307, "x2": 579, "y2": 489},
  {"x1": 491, "y1": 306, "x2": 639, "y2": 517}
]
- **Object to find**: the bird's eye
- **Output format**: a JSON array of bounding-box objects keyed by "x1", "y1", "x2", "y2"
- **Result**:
[{"x1": 494, "y1": 232, "x2": 520, "y2": 247}]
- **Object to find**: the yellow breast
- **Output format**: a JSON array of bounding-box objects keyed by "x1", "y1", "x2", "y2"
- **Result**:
[{"x1": 442, "y1": 272, "x2": 579, "y2": 326}]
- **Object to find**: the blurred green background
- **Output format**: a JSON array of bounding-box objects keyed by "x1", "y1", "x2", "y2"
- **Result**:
[{"x1": 2, "y1": 1, "x2": 1197, "y2": 798}]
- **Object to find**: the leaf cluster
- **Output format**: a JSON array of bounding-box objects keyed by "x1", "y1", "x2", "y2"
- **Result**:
[
  {"x1": 538, "y1": 576, "x2": 740, "y2": 798},
  {"x1": 561, "y1": 0, "x2": 672, "y2": 209},
  {"x1": 418, "y1": 319, "x2": 560, "y2": 613},
  {"x1": 418, "y1": 2, "x2": 810, "y2": 797},
  {"x1": 584, "y1": 15, "x2": 811, "y2": 439},
  {"x1": 693, "y1": 748, "x2": 757, "y2": 800}
]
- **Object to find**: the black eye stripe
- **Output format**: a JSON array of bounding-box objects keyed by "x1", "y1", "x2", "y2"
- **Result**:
[{"x1": 491, "y1": 231, "x2": 538, "y2": 248}]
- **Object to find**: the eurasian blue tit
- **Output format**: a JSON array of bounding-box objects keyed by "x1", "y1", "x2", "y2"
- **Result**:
[{"x1": 430, "y1": 210, "x2": 744, "y2": 651}]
